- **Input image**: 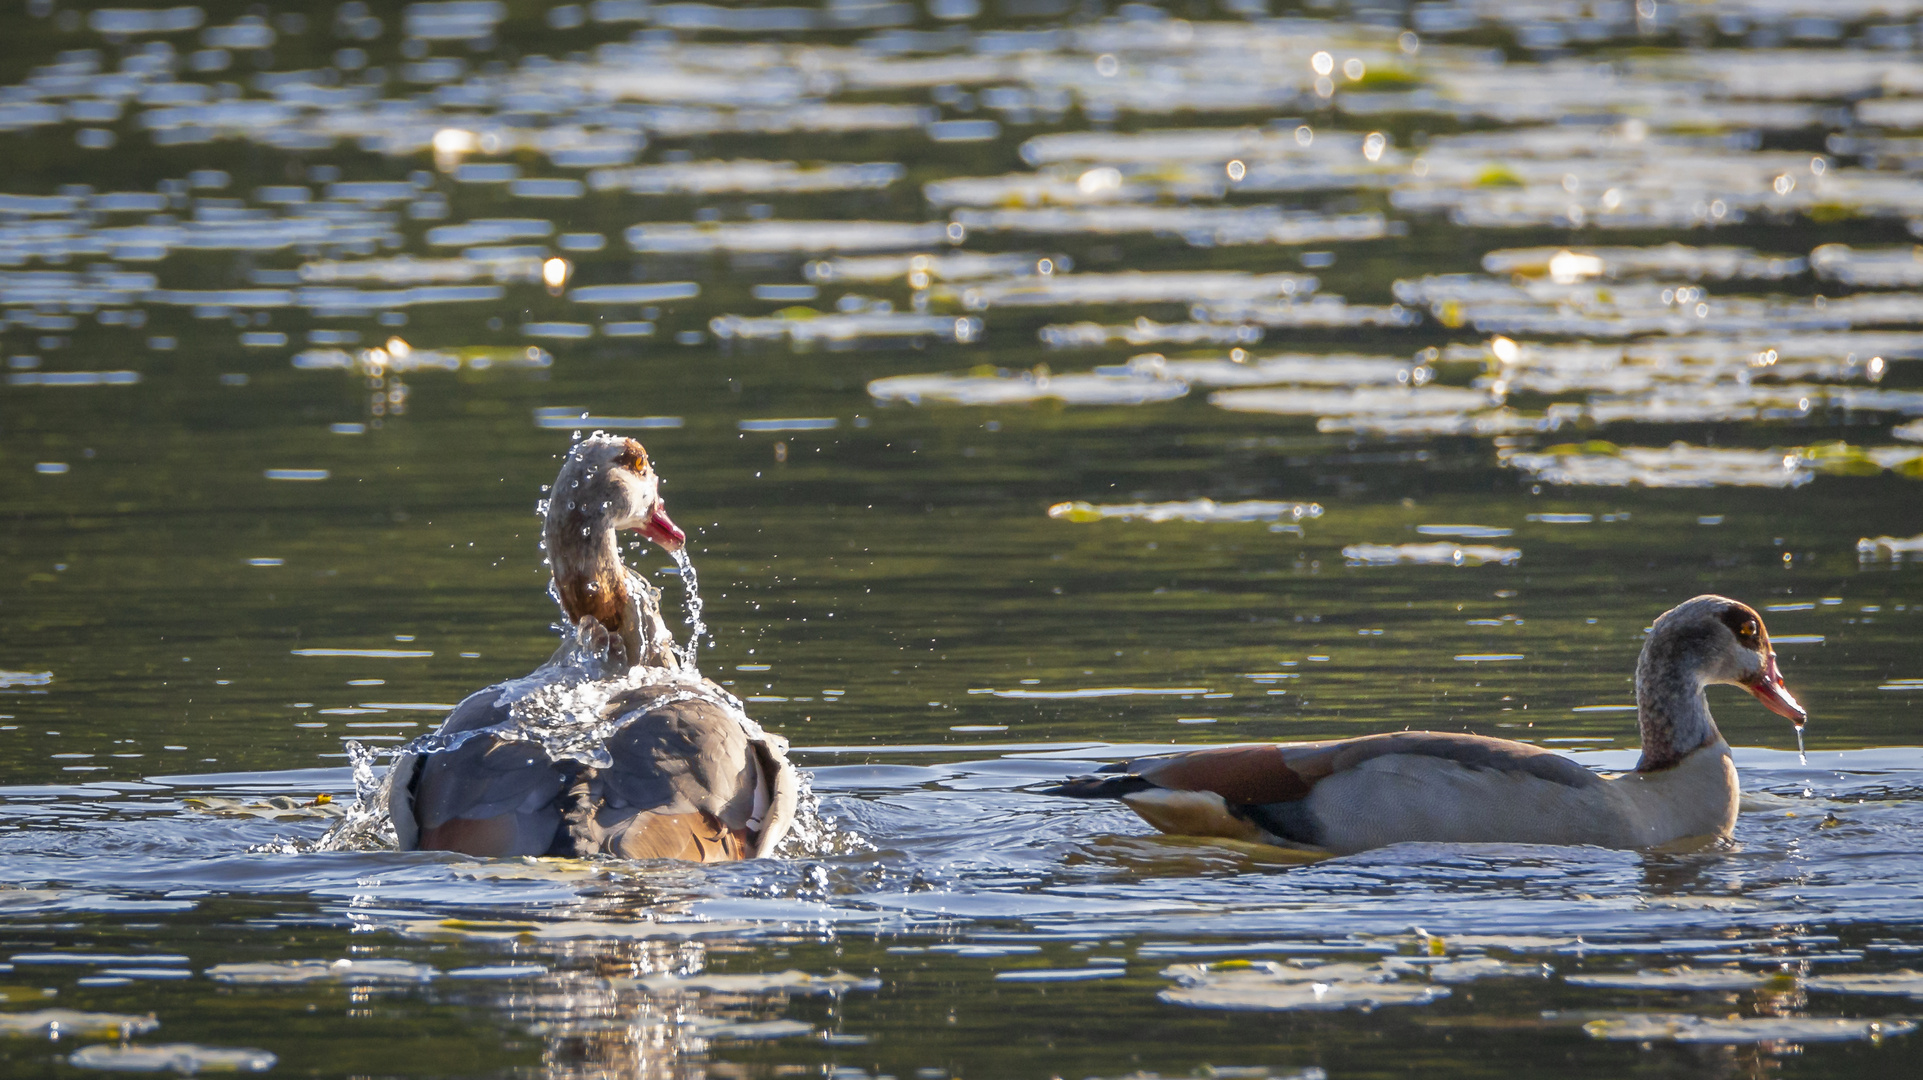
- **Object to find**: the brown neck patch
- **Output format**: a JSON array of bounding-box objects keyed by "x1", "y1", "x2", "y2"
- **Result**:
[
  {"x1": 544, "y1": 493, "x2": 635, "y2": 647},
  {"x1": 553, "y1": 559, "x2": 631, "y2": 638}
]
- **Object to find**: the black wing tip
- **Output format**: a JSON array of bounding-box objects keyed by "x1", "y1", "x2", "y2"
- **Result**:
[{"x1": 1040, "y1": 774, "x2": 1153, "y2": 799}]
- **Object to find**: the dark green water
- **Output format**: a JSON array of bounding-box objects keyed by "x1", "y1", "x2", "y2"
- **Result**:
[{"x1": 5, "y1": 1, "x2": 1923, "y2": 1076}]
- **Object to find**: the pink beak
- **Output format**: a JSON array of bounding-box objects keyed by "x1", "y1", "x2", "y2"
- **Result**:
[
  {"x1": 634, "y1": 503, "x2": 686, "y2": 552},
  {"x1": 1743, "y1": 652, "x2": 1807, "y2": 725}
]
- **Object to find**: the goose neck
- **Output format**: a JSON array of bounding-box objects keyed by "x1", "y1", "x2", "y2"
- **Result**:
[
  {"x1": 544, "y1": 510, "x2": 680, "y2": 671},
  {"x1": 1634, "y1": 654, "x2": 1719, "y2": 772}
]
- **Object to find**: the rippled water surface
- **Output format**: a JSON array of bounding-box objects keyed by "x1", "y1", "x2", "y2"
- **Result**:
[{"x1": 6, "y1": 1, "x2": 1923, "y2": 1076}]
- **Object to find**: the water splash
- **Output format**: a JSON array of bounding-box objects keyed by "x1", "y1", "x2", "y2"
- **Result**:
[
  {"x1": 305, "y1": 740, "x2": 400, "y2": 852},
  {"x1": 1797, "y1": 721, "x2": 1809, "y2": 767},
  {"x1": 669, "y1": 547, "x2": 710, "y2": 672},
  {"x1": 770, "y1": 769, "x2": 873, "y2": 860},
  {"x1": 314, "y1": 624, "x2": 766, "y2": 854}
]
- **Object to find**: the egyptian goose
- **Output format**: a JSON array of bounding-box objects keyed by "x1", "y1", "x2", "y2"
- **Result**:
[
  {"x1": 1046, "y1": 595, "x2": 1805, "y2": 854},
  {"x1": 378, "y1": 434, "x2": 797, "y2": 861}
]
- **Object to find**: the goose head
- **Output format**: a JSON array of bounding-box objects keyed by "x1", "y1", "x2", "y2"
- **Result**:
[
  {"x1": 1645, "y1": 594, "x2": 1806, "y2": 726},
  {"x1": 545, "y1": 434, "x2": 685, "y2": 554},
  {"x1": 541, "y1": 436, "x2": 689, "y2": 665}
]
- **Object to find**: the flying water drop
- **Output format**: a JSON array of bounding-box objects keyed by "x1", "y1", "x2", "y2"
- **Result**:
[{"x1": 671, "y1": 546, "x2": 710, "y2": 671}]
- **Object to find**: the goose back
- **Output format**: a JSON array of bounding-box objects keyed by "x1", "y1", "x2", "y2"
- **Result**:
[{"x1": 387, "y1": 670, "x2": 797, "y2": 860}]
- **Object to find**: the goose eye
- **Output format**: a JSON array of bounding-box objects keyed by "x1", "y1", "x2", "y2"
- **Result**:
[{"x1": 1740, "y1": 619, "x2": 1759, "y2": 643}]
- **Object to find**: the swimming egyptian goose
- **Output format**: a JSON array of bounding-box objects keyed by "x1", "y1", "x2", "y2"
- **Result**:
[
  {"x1": 1046, "y1": 595, "x2": 1805, "y2": 854},
  {"x1": 378, "y1": 434, "x2": 798, "y2": 861}
]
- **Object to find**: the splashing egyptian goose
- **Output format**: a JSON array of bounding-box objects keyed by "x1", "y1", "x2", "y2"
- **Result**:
[
  {"x1": 379, "y1": 435, "x2": 797, "y2": 861},
  {"x1": 1046, "y1": 596, "x2": 1805, "y2": 854}
]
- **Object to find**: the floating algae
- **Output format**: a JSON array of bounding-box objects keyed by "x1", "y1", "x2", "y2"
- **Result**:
[
  {"x1": 994, "y1": 968, "x2": 1130, "y2": 983},
  {"x1": 1190, "y1": 296, "x2": 1421, "y2": 329},
  {"x1": 869, "y1": 367, "x2": 1187, "y2": 407},
  {"x1": 711, "y1": 310, "x2": 982, "y2": 345},
  {"x1": 589, "y1": 159, "x2": 903, "y2": 195},
  {"x1": 1583, "y1": 1013, "x2": 1914, "y2": 1045},
  {"x1": 0, "y1": 1009, "x2": 159, "y2": 1039},
  {"x1": 1804, "y1": 970, "x2": 1923, "y2": 999},
  {"x1": 627, "y1": 221, "x2": 954, "y2": 255},
  {"x1": 1211, "y1": 385, "x2": 1489, "y2": 418},
  {"x1": 1563, "y1": 966, "x2": 1772, "y2": 992},
  {"x1": 1047, "y1": 499, "x2": 1323, "y2": 524},
  {"x1": 806, "y1": 251, "x2": 1061, "y2": 284},
  {"x1": 1504, "y1": 441, "x2": 1923, "y2": 489},
  {"x1": 1501, "y1": 443, "x2": 1811, "y2": 489},
  {"x1": 1317, "y1": 408, "x2": 1564, "y2": 437},
  {"x1": 1859, "y1": 533, "x2": 1923, "y2": 560},
  {"x1": 950, "y1": 270, "x2": 1315, "y2": 310},
  {"x1": 1120, "y1": 351, "x2": 1422, "y2": 388},
  {"x1": 1811, "y1": 244, "x2": 1923, "y2": 288},
  {"x1": 1157, "y1": 960, "x2": 1452, "y2": 1013},
  {"x1": 66, "y1": 1043, "x2": 277, "y2": 1073},
  {"x1": 205, "y1": 959, "x2": 439, "y2": 985},
  {"x1": 1039, "y1": 319, "x2": 1265, "y2": 348},
  {"x1": 622, "y1": 969, "x2": 881, "y2": 996},
  {"x1": 949, "y1": 206, "x2": 1387, "y2": 248},
  {"x1": 1481, "y1": 245, "x2": 1808, "y2": 283},
  {"x1": 1342, "y1": 543, "x2": 1522, "y2": 567}
]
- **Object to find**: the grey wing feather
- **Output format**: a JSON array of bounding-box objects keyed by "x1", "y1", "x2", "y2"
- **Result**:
[
  {"x1": 589, "y1": 680, "x2": 799, "y2": 856},
  {"x1": 596, "y1": 696, "x2": 759, "y2": 824},
  {"x1": 400, "y1": 672, "x2": 799, "y2": 860},
  {"x1": 1333, "y1": 731, "x2": 1605, "y2": 789},
  {"x1": 407, "y1": 686, "x2": 569, "y2": 840}
]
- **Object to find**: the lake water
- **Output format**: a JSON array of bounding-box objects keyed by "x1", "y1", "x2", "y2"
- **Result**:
[{"x1": 5, "y1": 1, "x2": 1923, "y2": 1076}]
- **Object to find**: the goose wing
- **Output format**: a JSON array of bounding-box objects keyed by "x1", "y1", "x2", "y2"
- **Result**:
[
  {"x1": 401, "y1": 688, "x2": 571, "y2": 857},
  {"x1": 560, "y1": 678, "x2": 799, "y2": 862},
  {"x1": 1046, "y1": 732, "x2": 1602, "y2": 849}
]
